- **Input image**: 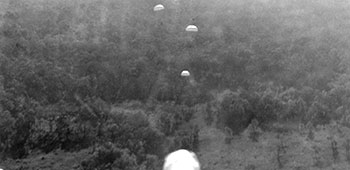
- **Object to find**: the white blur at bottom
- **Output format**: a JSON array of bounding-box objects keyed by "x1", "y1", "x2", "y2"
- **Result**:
[{"x1": 163, "y1": 149, "x2": 201, "y2": 170}]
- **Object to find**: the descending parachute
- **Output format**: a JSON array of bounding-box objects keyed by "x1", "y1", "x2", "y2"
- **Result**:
[
  {"x1": 154, "y1": 4, "x2": 165, "y2": 11},
  {"x1": 181, "y1": 70, "x2": 191, "y2": 77},
  {"x1": 163, "y1": 149, "x2": 201, "y2": 170},
  {"x1": 185, "y1": 25, "x2": 198, "y2": 32}
]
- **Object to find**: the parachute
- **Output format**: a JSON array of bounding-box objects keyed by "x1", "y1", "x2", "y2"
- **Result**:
[
  {"x1": 154, "y1": 4, "x2": 165, "y2": 11},
  {"x1": 163, "y1": 149, "x2": 201, "y2": 170},
  {"x1": 181, "y1": 70, "x2": 191, "y2": 77},
  {"x1": 186, "y1": 25, "x2": 198, "y2": 32}
]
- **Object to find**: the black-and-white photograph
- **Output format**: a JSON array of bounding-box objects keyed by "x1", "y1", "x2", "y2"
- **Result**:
[{"x1": 1, "y1": 0, "x2": 350, "y2": 169}]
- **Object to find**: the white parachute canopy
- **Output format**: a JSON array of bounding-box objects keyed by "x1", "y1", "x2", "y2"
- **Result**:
[
  {"x1": 153, "y1": 4, "x2": 165, "y2": 11},
  {"x1": 185, "y1": 25, "x2": 198, "y2": 32},
  {"x1": 163, "y1": 149, "x2": 201, "y2": 170},
  {"x1": 181, "y1": 70, "x2": 190, "y2": 77}
]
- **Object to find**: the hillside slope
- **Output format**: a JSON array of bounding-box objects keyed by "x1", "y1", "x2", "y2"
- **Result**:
[
  {"x1": 2, "y1": 103, "x2": 350, "y2": 170},
  {"x1": 193, "y1": 104, "x2": 350, "y2": 170}
]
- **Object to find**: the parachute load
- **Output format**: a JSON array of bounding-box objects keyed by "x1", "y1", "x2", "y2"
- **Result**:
[
  {"x1": 163, "y1": 149, "x2": 201, "y2": 170},
  {"x1": 185, "y1": 25, "x2": 198, "y2": 32},
  {"x1": 154, "y1": 4, "x2": 165, "y2": 11}
]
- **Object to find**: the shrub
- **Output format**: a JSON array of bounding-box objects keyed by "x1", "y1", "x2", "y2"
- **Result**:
[
  {"x1": 104, "y1": 109, "x2": 166, "y2": 160},
  {"x1": 0, "y1": 110, "x2": 15, "y2": 159},
  {"x1": 305, "y1": 101, "x2": 331, "y2": 126},
  {"x1": 138, "y1": 154, "x2": 160, "y2": 170},
  {"x1": 276, "y1": 135, "x2": 287, "y2": 169},
  {"x1": 224, "y1": 126, "x2": 234, "y2": 144},
  {"x1": 5, "y1": 110, "x2": 35, "y2": 159},
  {"x1": 312, "y1": 145, "x2": 323, "y2": 168},
  {"x1": 204, "y1": 103, "x2": 214, "y2": 126},
  {"x1": 248, "y1": 119, "x2": 260, "y2": 142},
  {"x1": 81, "y1": 142, "x2": 161, "y2": 170},
  {"x1": 345, "y1": 139, "x2": 350, "y2": 164},
  {"x1": 331, "y1": 138, "x2": 339, "y2": 163},
  {"x1": 27, "y1": 112, "x2": 97, "y2": 153},
  {"x1": 254, "y1": 92, "x2": 282, "y2": 128},
  {"x1": 217, "y1": 87, "x2": 288, "y2": 134},
  {"x1": 172, "y1": 125, "x2": 200, "y2": 152},
  {"x1": 81, "y1": 143, "x2": 138, "y2": 170},
  {"x1": 218, "y1": 91, "x2": 254, "y2": 135},
  {"x1": 156, "y1": 103, "x2": 194, "y2": 136},
  {"x1": 279, "y1": 87, "x2": 307, "y2": 121}
]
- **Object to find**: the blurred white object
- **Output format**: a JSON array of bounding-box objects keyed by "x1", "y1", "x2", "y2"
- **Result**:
[
  {"x1": 163, "y1": 149, "x2": 201, "y2": 170},
  {"x1": 154, "y1": 4, "x2": 165, "y2": 11},
  {"x1": 185, "y1": 25, "x2": 198, "y2": 32},
  {"x1": 181, "y1": 70, "x2": 190, "y2": 77}
]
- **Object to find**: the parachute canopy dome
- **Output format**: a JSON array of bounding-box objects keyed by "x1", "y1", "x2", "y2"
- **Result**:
[
  {"x1": 154, "y1": 4, "x2": 165, "y2": 11},
  {"x1": 163, "y1": 149, "x2": 201, "y2": 170},
  {"x1": 186, "y1": 25, "x2": 198, "y2": 32},
  {"x1": 181, "y1": 70, "x2": 190, "y2": 77}
]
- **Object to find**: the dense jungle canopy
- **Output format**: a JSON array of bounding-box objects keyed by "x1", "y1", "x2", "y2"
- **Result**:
[{"x1": 2, "y1": 0, "x2": 350, "y2": 169}]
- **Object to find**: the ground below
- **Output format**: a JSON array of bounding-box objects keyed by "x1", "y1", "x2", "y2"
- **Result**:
[
  {"x1": 193, "y1": 104, "x2": 350, "y2": 170},
  {"x1": 2, "y1": 104, "x2": 350, "y2": 170}
]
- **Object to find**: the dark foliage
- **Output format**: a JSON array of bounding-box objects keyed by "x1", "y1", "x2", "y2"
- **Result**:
[{"x1": 1, "y1": 1, "x2": 350, "y2": 169}]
